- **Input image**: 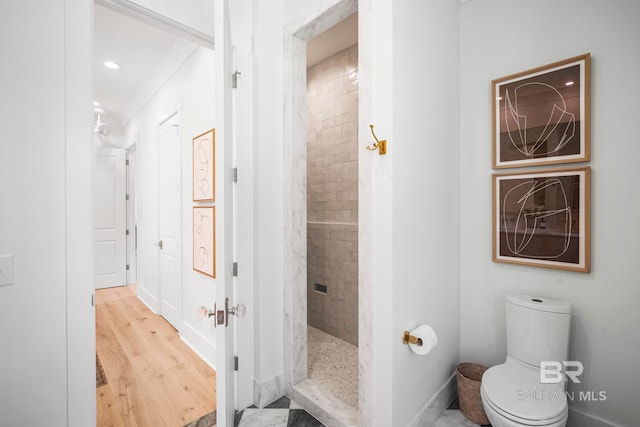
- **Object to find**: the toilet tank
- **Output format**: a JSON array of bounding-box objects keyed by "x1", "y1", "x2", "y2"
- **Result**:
[{"x1": 505, "y1": 294, "x2": 571, "y2": 368}]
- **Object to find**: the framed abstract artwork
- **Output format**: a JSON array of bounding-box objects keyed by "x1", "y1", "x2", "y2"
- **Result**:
[
  {"x1": 492, "y1": 54, "x2": 590, "y2": 169},
  {"x1": 492, "y1": 167, "x2": 590, "y2": 272},
  {"x1": 193, "y1": 206, "x2": 215, "y2": 277},
  {"x1": 193, "y1": 128, "x2": 215, "y2": 201}
]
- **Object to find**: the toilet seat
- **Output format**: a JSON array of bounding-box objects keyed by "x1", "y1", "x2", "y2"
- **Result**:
[
  {"x1": 481, "y1": 362, "x2": 568, "y2": 425},
  {"x1": 482, "y1": 387, "x2": 567, "y2": 426}
]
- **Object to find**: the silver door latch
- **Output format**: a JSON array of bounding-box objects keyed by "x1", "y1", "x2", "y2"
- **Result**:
[{"x1": 200, "y1": 299, "x2": 246, "y2": 328}]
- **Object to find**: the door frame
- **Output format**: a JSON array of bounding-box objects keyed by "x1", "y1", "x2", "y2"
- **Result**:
[
  {"x1": 213, "y1": 0, "x2": 241, "y2": 425},
  {"x1": 85, "y1": 0, "x2": 244, "y2": 424},
  {"x1": 281, "y1": 1, "x2": 376, "y2": 426},
  {"x1": 66, "y1": 0, "x2": 95, "y2": 424}
]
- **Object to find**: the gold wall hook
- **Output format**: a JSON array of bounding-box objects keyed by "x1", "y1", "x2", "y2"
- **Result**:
[
  {"x1": 402, "y1": 330, "x2": 423, "y2": 346},
  {"x1": 366, "y1": 124, "x2": 387, "y2": 155}
]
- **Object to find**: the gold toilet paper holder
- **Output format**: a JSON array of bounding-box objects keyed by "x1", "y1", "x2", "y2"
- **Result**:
[{"x1": 402, "y1": 330, "x2": 423, "y2": 346}]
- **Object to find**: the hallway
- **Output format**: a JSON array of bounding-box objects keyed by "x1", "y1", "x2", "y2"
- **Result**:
[{"x1": 96, "y1": 285, "x2": 216, "y2": 426}]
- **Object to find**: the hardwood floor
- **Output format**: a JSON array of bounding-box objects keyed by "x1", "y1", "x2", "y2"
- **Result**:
[{"x1": 96, "y1": 285, "x2": 216, "y2": 427}]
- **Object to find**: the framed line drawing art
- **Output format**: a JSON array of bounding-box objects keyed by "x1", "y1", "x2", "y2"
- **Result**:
[
  {"x1": 492, "y1": 53, "x2": 590, "y2": 169},
  {"x1": 193, "y1": 128, "x2": 215, "y2": 201},
  {"x1": 193, "y1": 206, "x2": 215, "y2": 277},
  {"x1": 493, "y1": 167, "x2": 590, "y2": 272}
]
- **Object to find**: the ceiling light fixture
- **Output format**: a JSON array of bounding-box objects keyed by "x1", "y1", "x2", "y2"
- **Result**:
[
  {"x1": 94, "y1": 114, "x2": 110, "y2": 136},
  {"x1": 104, "y1": 61, "x2": 120, "y2": 70},
  {"x1": 93, "y1": 101, "x2": 100, "y2": 106},
  {"x1": 565, "y1": 81, "x2": 575, "y2": 86}
]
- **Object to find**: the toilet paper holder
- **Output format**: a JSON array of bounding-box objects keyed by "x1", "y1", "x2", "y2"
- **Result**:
[{"x1": 402, "y1": 330, "x2": 423, "y2": 347}]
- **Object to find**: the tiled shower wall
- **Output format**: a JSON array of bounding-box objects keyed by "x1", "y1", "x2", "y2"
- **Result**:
[{"x1": 306, "y1": 44, "x2": 358, "y2": 346}]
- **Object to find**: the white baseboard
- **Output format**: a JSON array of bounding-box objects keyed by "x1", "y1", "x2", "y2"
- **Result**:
[
  {"x1": 179, "y1": 320, "x2": 217, "y2": 370},
  {"x1": 567, "y1": 407, "x2": 615, "y2": 427},
  {"x1": 136, "y1": 286, "x2": 158, "y2": 313},
  {"x1": 408, "y1": 373, "x2": 457, "y2": 427},
  {"x1": 253, "y1": 374, "x2": 285, "y2": 408}
]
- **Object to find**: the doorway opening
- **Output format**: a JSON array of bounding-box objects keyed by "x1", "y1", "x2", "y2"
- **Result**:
[
  {"x1": 283, "y1": 2, "x2": 363, "y2": 425},
  {"x1": 306, "y1": 14, "x2": 359, "y2": 410},
  {"x1": 92, "y1": 3, "x2": 217, "y2": 425}
]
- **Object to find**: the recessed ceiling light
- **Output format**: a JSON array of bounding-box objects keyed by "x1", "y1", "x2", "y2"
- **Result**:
[
  {"x1": 565, "y1": 81, "x2": 575, "y2": 86},
  {"x1": 93, "y1": 101, "x2": 100, "y2": 106},
  {"x1": 104, "y1": 61, "x2": 120, "y2": 70}
]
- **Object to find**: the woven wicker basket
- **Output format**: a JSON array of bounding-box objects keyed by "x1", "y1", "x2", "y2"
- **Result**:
[{"x1": 456, "y1": 362, "x2": 489, "y2": 425}]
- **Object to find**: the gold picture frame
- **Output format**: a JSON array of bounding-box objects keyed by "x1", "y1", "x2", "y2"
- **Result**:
[
  {"x1": 193, "y1": 206, "x2": 215, "y2": 277},
  {"x1": 492, "y1": 54, "x2": 590, "y2": 169},
  {"x1": 192, "y1": 128, "x2": 215, "y2": 202},
  {"x1": 492, "y1": 167, "x2": 590, "y2": 272}
]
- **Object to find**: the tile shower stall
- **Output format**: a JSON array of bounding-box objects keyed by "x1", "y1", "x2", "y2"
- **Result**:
[{"x1": 307, "y1": 44, "x2": 359, "y2": 347}]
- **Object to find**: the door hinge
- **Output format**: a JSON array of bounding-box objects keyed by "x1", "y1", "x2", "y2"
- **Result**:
[
  {"x1": 232, "y1": 262, "x2": 238, "y2": 277},
  {"x1": 126, "y1": 229, "x2": 130, "y2": 235},
  {"x1": 125, "y1": 194, "x2": 130, "y2": 200},
  {"x1": 234, "y1": 355, "x2": 239, "y2": 371},
  {"x1": 126, "y1": 264, "x2": 130, "y2": 270},
  {"x1": 232, "y1": 167, "x2": 238, "y2": 183},
  {"x1": 125, "y1": 159, "x2": 130, "y2": 166},
  {"x1": 232, "y1": 70, "x2": 241, "y2": 88}
]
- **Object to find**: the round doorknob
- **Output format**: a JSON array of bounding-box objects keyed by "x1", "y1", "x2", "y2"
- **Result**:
[
  {"x1": 228, "y1": 303, "x2": 246, "y2": 319},
  {"x1": 198, "y1": 305, "x2": 214, "y2": 321},
  {"x1": 235, "y1": 303, "x2": 246, "y2": 319}
]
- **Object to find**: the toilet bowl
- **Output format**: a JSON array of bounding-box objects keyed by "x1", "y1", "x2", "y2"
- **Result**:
[
  {"x1": 480, "y1": 294, "x2": 571, "y2": 427},
  {"x1": 481, "y1": 357, "x2": 568, "y2": 427}
]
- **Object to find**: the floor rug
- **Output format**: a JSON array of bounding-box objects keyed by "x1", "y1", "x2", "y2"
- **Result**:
[{"x1": 96, "y1": 354, "x2": 107, "y2": 388}]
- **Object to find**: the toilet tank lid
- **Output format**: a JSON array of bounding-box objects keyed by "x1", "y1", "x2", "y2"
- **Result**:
[{"x1": 506, "y1": 293, "x2": 571, "y2": 314}]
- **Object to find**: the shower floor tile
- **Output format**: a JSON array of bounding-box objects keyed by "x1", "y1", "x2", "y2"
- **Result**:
[{"x1": 307, "y1": 325, "x2": 359, "y2": 409}]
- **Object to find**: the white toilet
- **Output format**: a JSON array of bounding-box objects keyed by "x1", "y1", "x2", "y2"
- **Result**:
[{"x1": 480, "y1": 294, "x2": 571, "y2": 427}]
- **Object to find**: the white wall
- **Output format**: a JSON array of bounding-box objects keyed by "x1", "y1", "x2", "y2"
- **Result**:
[
  {"x1": 460, "y1": 1, "x2": 640, "y2": 426},
  {"x1": 253, "y1": 0, "x2": 285, "y2": 386},
  {"x1": 0, "y1": 2, "x2": 66, "y2": 422},
  {"x1": 391, "y1": 1, "x2": 460, "y2": 425},
  {"x1": 359, "y1": 2, "x2": 395, "y2": 424},
  {"x1": 0, "y1": 0, "x2": 94, "y2": 425},
  {"x1": 126, "y1": 47, "x2": 218, "y2": 365}
]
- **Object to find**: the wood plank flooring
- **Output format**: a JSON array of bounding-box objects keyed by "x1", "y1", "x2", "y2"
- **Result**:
[{"x1": 96, "y1": 285, "x2": 216, "y2": 427}]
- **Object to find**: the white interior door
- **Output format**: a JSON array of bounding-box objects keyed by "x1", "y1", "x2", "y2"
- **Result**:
[
  {"x1": 94, "y1": 147, "x2": 127, "y2": 289},
  {"x1": 158, "y1": 112, "x2": 182, "y2": 329},
  {"x1": 215, "y1": 0, "x2": 237, "y2": 424}
]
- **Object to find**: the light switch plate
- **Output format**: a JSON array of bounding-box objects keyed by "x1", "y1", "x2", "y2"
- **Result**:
[{"x1": 0, "y1": 255, "x2": 14, "y2": 286}]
